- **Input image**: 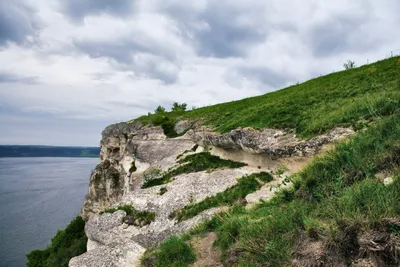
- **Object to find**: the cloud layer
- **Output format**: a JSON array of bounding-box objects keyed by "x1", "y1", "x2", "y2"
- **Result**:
[{"x1": 1, "y1": 0, "x2": 399, "y2": 145}]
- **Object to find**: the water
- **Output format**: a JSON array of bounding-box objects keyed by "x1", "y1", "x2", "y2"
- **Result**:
[{"x1": 0, "y1": 157, "x2": 98, "y2": 267}]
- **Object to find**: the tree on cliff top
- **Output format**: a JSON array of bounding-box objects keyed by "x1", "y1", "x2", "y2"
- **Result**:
[
  {"x1": 154, "y1": 105, "x2": 166, "y2": 114},
  {"x1": 172, "y1": 102, "x2": 187, "y2": 112}
]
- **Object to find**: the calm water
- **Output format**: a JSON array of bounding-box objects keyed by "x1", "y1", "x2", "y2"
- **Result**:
[{"x1": 0, "y1": 157, "x2": 98, "y2": 267}]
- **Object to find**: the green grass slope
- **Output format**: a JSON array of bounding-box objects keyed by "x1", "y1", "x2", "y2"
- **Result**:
[
  {"x1": 143, "y1": 113, "x2": 400, "y2": 267},
  {"x1": 135, "y1": 56, "x2": 400, "y2": 138},
  {"x1": 141, "y1": 57, "x2": 400, "y2": 266}
]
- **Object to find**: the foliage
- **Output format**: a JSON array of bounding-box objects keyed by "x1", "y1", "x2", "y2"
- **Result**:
[
  {"x1": 26, "y1": 216, "x2": 87, "y2": 267},
  {"x1": 143, "y1": 168, "x2": 164, "y2": 185},
  {"x1": 151, "y1": 115, "x2": 179, "y2": 138},
  {"x1": 154, "y1": 105, "x2": 166, "y2": 114},
  {"x1": 172, "y1": 102, "x2": 187, "y2": 112},
  {"x1": 175, "y1": 172, "x2": 273, "y2": 221},
  {"x1": 343, "y1": 60, "x2": 356, "y2": 69},
  {"x1": 142, "y1": 152, "x2": 247, "y2": 188}
]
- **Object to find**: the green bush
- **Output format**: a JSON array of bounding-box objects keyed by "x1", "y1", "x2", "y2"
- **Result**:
[
  {"x1": 154, "y1": 105, "x2": 166, "y2": 114},
  {"x1": 26, "y1": 216, "x2": 87, "y2": 267},
  {"x1": 172, "y1": 102, "x2": 187, "y2": 112}
]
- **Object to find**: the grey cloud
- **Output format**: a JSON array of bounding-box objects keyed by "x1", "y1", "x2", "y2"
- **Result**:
[
  {"x1": 91, "y1": 72, "x2": 115, "y2": 81},
  {"x1": 105, "y1": 97, "x2": 172, "y2": 112},
  {"x1": 0, "y1": 1, "x2": 41, "y2": 47},
  {"x1": 163, "y1": 2, "x2": 268, "y2": 58},
  {"x1": 74, "y1": 39, "x2": 179, "y2": 83},
  {"x1": 307, "y1": 11, "x2": 376, "y2": 57},
  {"x1": 73, "y1": 39, "x2": 136, "y2": 65},
  {"x1": 61, "y1": 0, "x2": 135, "y2": 21},
  {"x1": 131, "y1": 55, "x2": 180, "y2": 84},
  {"x1": 237, "y1": 66, "x2": 290, "y2": 89},
  {"x1": 0, "y1": 72, "x2": 39, "y2": 84}
]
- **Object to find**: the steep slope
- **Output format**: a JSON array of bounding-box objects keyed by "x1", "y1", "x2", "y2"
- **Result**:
[
  {"x1": 136, "y1": 56, "x2": 400, "y2": 138},
  {"x1": 65, "y1": 57, "x2": 400, "y2": 267},
  {"x1": 145, "y1": 114, "x2": 400, "y2": 267}
]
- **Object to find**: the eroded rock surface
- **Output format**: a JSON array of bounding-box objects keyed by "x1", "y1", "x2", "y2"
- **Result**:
[
  {"x1": 189, "y1": 126, "x2": 354, "y2": 157},
  {"x1": 71, "y1": 121, "x2": 355, "y2": 267}
]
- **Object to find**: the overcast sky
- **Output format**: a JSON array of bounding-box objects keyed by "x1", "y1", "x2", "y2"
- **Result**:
[{"x1": 0, "y1": 0, "x2": 399, "y2": 146}]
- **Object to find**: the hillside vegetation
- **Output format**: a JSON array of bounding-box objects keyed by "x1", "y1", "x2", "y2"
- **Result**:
[
  {"x1": 26, "y1": 217, "x2": 87, "y2": 267},
  {"x1": 144, "y1": 109, "x2": 400, "y2": 267},
  {"x1": 141, "y1": 57, "x2": 400, "y2": 266},
  {"x1": 134, "y1": 57, "x2": 400, "y2": 138}
]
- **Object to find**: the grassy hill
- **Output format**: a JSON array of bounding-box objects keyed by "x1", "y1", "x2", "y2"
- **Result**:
[
  {"x1": 135, "y1": 56, "x2": 400, "y2": 138},
  {"x1": 140, "y1": 57, "x2": 400, "y2": 266}
]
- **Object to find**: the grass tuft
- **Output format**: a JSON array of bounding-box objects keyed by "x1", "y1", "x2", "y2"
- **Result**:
[
  {"x1": 142, "y1": 236, "x2": 196, "y2": 267},
  {"x1": 142, "y1": 152, "x2": 247, "y2": 188},
  {"x1": 102, "y1": 205, "x2": 156, "y2": 226},
  {"x1": 176, "y1": 172, "x2": 273, "y2": 221}
]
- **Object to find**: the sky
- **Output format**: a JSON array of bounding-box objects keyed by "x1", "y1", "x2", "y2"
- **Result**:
[{"x1": 0, "y1": 0, "x2": 399, "y2": 146}]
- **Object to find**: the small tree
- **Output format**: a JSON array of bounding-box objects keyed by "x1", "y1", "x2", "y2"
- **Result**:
[
  {"x1": 343, "y1": 60, "x2": 356, "y2": 70},
  {"x1": 155, "y1": 105, "x2": 166, "y2": 114},
  {"x1": 171, "y1": 102, "x2": 187, "y2": 112}
]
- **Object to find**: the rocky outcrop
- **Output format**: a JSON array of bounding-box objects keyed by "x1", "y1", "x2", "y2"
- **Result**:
[
  {"x1": 72, "y1": 120, "x2": 355, "y2": 267},
  {"x1": 189, "y1": 126, "x2": 354, "y2": 157},
  {"x1": 69, "y1": 211, "x2": 146, "y2": 267},
  {"x1": 82, "y1": 122, "x2": 195, "y2": 220}
]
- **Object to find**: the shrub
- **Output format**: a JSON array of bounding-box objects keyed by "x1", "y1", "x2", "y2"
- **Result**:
[
  {"x1": 172, "y1": 102, "x2": 187, "y2": 112},
  {"x1": 154, "y1": 105, "x2": 166, "y2": 114},
  {"x1": 26, "y1": 216, "x2": 87, "y2": 267},
  {"x1": 343, "y1": 60, "x2": 356, "y2": 70}
]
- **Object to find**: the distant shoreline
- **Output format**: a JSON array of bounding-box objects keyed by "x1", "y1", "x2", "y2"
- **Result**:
[
  {"x1": 0, "y1": 156, "x2": 99, "y2": 158},
  {"x1": 0, "y1": 145, "x2": 100, "y2": 158}
]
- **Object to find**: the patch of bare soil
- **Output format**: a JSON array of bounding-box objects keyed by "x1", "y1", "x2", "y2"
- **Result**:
[
  {"x1": 191, "y1": 232, "x2": 223, "y2": 267},
  {"x1": 292, "y1": 234, "x2": 327, "y2": 267},
  {"x1": 292, "y1": 219, "x2": 400, "y2": 267}
]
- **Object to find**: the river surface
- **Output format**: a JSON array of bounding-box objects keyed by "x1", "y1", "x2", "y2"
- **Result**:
[{"x1": 0, "y1": 157, "x2": 98, "y2": 267}]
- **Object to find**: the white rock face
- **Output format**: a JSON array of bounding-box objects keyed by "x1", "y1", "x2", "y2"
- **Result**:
[
  {"x1": 246, "y1": 173, "x2": 292, "y2": 205},
  {"x1": 70, "y1": 121, "x2": 355, "y2": 267},
  {"x1": 70, "y1": 211, "x2": 146, "y2": 267},
  {"x1": 384, "y1": 177, "x2": 394, "y2": 185},
  {"x1": 189, "y1": 126, "x2": 354, "y2": 157}
]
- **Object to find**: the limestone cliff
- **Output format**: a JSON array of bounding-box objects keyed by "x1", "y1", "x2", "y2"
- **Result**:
[{"x1": 71, "y1": 120, "x2": 354, "y2": 267}]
